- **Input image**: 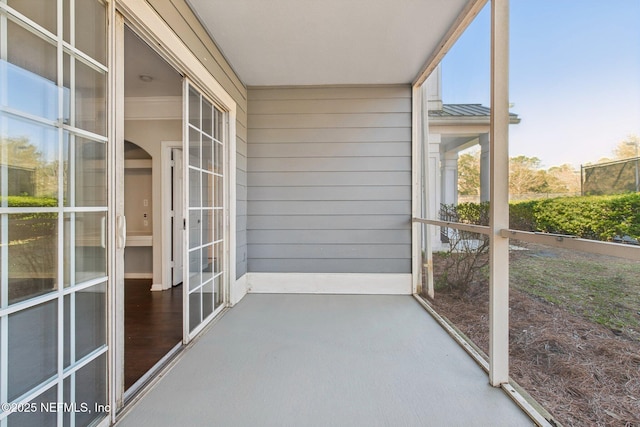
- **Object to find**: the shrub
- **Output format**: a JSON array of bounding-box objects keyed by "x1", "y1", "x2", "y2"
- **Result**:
[
  {"x1": 533, "y1": 194, "x2": 640, "y2": 241},
  {"x1": 509, "y1": 200, "x2": 537, "y2": 231},
  {"x1": 458, "y1": 193, "x2": 640, "y2": 242},
  {"x1": 2, "y1": 196, "x2": 58, "y2": 208}
]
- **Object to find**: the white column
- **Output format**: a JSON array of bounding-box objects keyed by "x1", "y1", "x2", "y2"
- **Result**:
[
  {"x1": 479, "y1": 133, "x2": 490, "y2": 202},
  {"x1": 441, "y1": 151, "x2": 459, "y2": 206},
  {"x1": 427, "y1": 134, "x2": 442, "y2": 219},
  {"x1": 489, "y1": 0, "x2": 510, "y2": 387}
]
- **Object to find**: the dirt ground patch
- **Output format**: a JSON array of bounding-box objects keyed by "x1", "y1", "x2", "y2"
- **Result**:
[{"x1": 424, "y1": 245, "x2": 640, "y2": 427}]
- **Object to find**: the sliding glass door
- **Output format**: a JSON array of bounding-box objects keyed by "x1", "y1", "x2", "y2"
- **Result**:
[
  {"x1": 184, "y1": 81, "x2": 226, "y2": 339},
  {"x1": 0, "y1": 1, "x2": 109, "y2": 426}
]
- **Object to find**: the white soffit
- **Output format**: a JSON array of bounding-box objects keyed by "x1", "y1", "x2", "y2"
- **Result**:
[{"x1": 187, "y1": 0, "x2": 470, "y2": 86}]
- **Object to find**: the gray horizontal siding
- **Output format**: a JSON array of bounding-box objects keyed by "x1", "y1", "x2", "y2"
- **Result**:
[
  {"x1": 249, "y1": 113, "x2": 410, "y2": 129},
  {"x1": 250, "y1": 142, "x2": 410, "y2": 158},
  {"x1": 247, "y1": 215, "x2": 410, "y2": 230},
  {"x1": 249, "y1": 127, "x2": 412, "y2": 144},
  {"x1": 248, "y1": 157, "x2": 410, "y2": 172},
  {"x1": 150, "y1": 0, "x2": 248, "y2": 279},
  {"x1": 248, "y1": 171, "x2": 410, "y2": 187},
  {"x1": 249, "y1": 244, "x2": 410, "y2": 259},
  {"x1": 248, "y1": 230, "x2": 411, "y2": 245},
  {"x1": 249, "y1": 98, "x2": 411, "y2": 115},
  {"x1": 248, "y1": 201, "x2": 410, "y2": 216},
  {"x1": 248, "y1": 259, "x2": 411, "y2": 274},
  {"x1": 247, "y1": 85, "x2": 412, "y2": 275},
  {"x1": 248, "y1": 186, "x2": 410, "y2": 201}
]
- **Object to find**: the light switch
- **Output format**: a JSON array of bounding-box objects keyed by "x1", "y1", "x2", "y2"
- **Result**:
[{"x1": 143, "y1": 199, "x2": 148, "y2": 207}]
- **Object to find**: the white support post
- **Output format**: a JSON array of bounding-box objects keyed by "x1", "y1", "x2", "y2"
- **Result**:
[
  {"x1": 420, "y1": 85, "x2": 434, "y2": 299},
  {"x1": 489, "y1": 0, "x2": 510, "y2": 387},
  {"x1": 411, "y1": 85, "x2": 423, "y2": 295},
  {"x1": 479, "y1": 133, "x2": 490, "y2": 202},
  {"x1": 441, "y1": 151, "x2": 459, "y2": 206}
]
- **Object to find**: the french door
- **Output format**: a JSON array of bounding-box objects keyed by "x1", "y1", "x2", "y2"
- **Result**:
[{"x1": 184, "y1": 81, "x2": 226, "y2": 340}]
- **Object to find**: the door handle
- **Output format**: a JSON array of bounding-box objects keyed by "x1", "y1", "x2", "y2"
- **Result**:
[
  {"x1": 117, "y1": 215, "x2": 127, "y2": 249},
  {"x1": 100, "y1": 216, "x2": 106, "y2": 248}
]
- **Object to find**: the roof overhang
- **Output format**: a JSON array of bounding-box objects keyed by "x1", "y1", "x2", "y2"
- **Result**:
[{"x1": 186, "y1": 0, "x2": 475, "y2": 86}]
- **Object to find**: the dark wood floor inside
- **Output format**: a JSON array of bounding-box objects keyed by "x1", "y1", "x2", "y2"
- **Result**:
[{"x1": 125, "y1": 279, "x2": 183, "y2": 390}]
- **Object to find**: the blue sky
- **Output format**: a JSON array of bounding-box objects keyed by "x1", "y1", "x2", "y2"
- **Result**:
[{"x1": 441, "y1": 0, "x2": 640, "y2": 168}]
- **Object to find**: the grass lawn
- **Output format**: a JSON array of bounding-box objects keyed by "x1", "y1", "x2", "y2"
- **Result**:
[{"x1": 509, "y1": 242, "x2": 640, "y2": 340}]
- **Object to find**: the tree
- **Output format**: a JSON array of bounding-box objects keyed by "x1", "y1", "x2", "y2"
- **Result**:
[
  {"x1": 1, "y1": 137, "x2": 58, "y2": 198},
  {"x1": 509, "y1": 155, "x2": 548, "y2": 195},
  {"x1": 612, "y1": 135, "x2": 639, "y2": 160},
  {"x1": 546, "y1": 163, "x2": 580, "y2": 194},
  {"x1": 457, "y1": 151, "x2": 480, "y2": 196}
]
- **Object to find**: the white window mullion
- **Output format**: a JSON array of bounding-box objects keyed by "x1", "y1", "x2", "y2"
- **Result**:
[
  {"x1": 56, "y1": 1, "x2": 66, "y2": 425},
  {"x1": 0, "y1": 16, "x2": 7, "y2": 390}
]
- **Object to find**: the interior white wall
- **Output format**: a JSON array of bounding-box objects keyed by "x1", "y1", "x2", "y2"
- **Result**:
[{"x1": 124, "y1": 119, "x2": 182, "y2": 287}]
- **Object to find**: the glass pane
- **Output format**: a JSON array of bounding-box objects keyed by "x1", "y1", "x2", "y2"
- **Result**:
[
  {"x1": 74, "y1": 354, "x2": 108, "y2": 427},
  {"x1": 214, "y1": 175, "x2": 223, "y2": 207},
  {"x1": 214, "y1": 141, "x2": 223, "y2": 175},
  {"x1": 64, "y1": 294, "x2": 71, "y2": 368},
  {"x1": 189, "y1": 127, "x2": 200, "y2": 168},
  {"x1": 202, "y1": 171, "x2": 212, "y2": 207},
  {"x1": 64, "y1": 135, "x2": 107, "y2": 207},
  {"x1": 214, "y1": 108, "x2": 223, "y2": 142},
  {"x1": 73, "y1": 57, "x2": 107, "y2": 136},
  {"x1": 189, "y1": 169, "x2": 200, "y2": 207},
  {"x1": 8, "y1": 300, "x2": 57, "y2": 400},
  {"x1": 7, "y1": 384, "x2": 57, "y2": 427},
  {"x1": 213, "y1": 242, "x2": 222, "y2": 274},
  {"x1": 1, "y1": 114, "x2": 59, "y2": 202},
  {"x1": 188, "y1": 86, "x2": 200, "y2": 128},
  {"x1": 202, "y1": 136, "x2": 213, "y2": 172},
  {"x1": 202, "y1": 244, "x2": 213, "y2": 285},
  {"x1": 214, "y1": 274, "x2": 223, "y2": 309},
  {"x1": 214, "y1": 209, "x2": 223, "y2": 243},
  {"x1": 202, "y1": 279, "x2": 213, "y2": 320},
  {"x1": 6, "y1": 21, "x2": 57, "y2": 118},
  {"x1": 75, "y1": 282, "x2": 106, "y2": 360},
  {"x1": 8, "y1": 213, "x2": 57, "y2": 305},
  {"x1": 3, "y1": 55, "x2": 57, "y2": 121},
  {"x1": 188, "y1": 249, "x2": 201, "y2": 291},
  {"x1": 189, "y1": 210, "x2": 201, "y2": 249},
  {"x1": 202, "y1": 209, "x2": 213, "y2": 246},
  {"x1": 202, "y1": 99, "x2": 212, "y2": 136},
  {"x1": 64, "y1": 212, "x2": 107, "y2": 286},
  {"x1": 8, "y1": 0, "x2": 57, "y2": 34},
  {"x1": 189, "y1": 289, "x2": 201, "y2": 333},
  {"x1": 74, "y1": 0, "x2": 107, "y2": 64}
]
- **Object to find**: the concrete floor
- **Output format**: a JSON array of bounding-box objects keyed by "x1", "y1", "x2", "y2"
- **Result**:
[{"x1": 117, "y1": 294, "x2": 534, "y2": 427}]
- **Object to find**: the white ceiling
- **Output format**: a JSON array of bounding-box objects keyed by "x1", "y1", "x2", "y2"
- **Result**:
[
  {"x1": 124, "y1": 26, "x2": 183, "y2": 97},
  {"x1": 187, "y1": 0, "x2": 470, "y2": 86}
]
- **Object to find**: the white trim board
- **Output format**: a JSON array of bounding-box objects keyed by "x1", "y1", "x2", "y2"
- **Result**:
[
  {"x1": 230, "y1": 274, "x2": 248, "y2": 306},
  {"x1": 247, "y1": 273, "x2": 412, "y2": 295}
]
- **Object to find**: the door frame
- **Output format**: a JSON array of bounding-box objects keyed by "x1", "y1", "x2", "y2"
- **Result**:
[
  {"x1": 111, "y1": 0, "x2": 237, "y2": 418},
  {"x1": 160, "y1": 141, "x2": 184, "y2": 291}
]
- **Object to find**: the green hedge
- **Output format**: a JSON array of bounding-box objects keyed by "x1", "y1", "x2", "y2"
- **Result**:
[
  {"x1": 509, "y1": 193, "x2": 640, "y2": 241},
  {"x1": 1, "y1": 196, "x2": 58, "y2": 207}
]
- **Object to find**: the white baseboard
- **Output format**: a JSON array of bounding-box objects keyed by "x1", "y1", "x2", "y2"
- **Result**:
[
  {"x1": 124, "y1": 273, "x2": 153, "y2": 279},
  {"x1": 247, "y1": 273, "x2": 412, "y2": 295},
  {"x1": 150, "y1": 283, "x2": 164, "y2": 292},
  {"x1": 230, "y1": 274, "x2": 248, "y2": 306}
]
